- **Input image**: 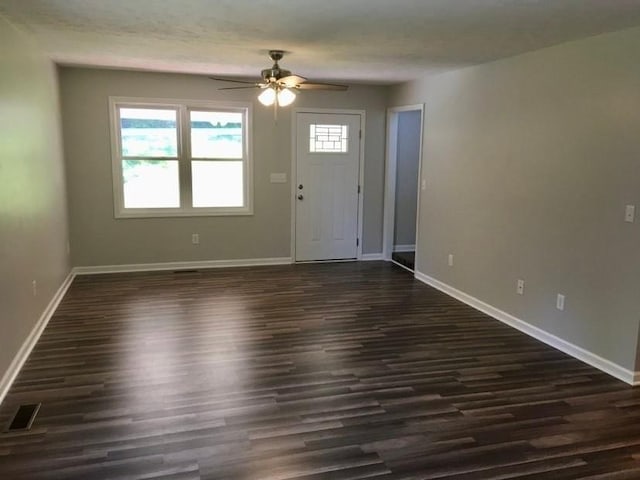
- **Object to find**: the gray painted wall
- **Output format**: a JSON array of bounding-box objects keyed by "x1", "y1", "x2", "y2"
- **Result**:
[
  {"x1": 0, "y1": 19, "x2": 71, "y2": 382},
  {"x1": 393, "y1": 110, "x2": 421, "y2": 247},
  {"x1": 390, "y1": 26, "x2": 640, "y2": 371},
  {"x1": 59, "y1": 68, "x2": 388, "y2": 266}
]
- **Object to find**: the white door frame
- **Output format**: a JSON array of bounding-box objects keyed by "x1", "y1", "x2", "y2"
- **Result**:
[
  {"x1": 383, "y1": 104, "x2": 425, "y2": 268},
  {"x1": 291, "y1": 108, "x2": 366, "y2": 262}
]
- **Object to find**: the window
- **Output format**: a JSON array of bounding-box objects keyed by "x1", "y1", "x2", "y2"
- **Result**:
[
  {"x1": 110, "y1": 97, "x2": 252, "y2": 217},
  {"x1": 309, "y1": 124, "x2": 349, "y2": 153}
]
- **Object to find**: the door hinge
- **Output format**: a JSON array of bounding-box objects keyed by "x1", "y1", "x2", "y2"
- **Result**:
[
  {"x1": 356, "y1": 238, "x2": 360, "y2": 247},
  {"x1": 357, "y1": 185, "x2": 361, "y2": 194},
  {"x1": 359, "y1": 130, "x2": 362, "y2": 139}
]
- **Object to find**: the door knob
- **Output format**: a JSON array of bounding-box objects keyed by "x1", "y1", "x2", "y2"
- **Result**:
[{"x1": 297, "y1": 194, "x2": 304, "y2": 200}]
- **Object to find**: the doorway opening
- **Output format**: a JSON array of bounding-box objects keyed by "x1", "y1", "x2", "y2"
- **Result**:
[{"x1": 383, "y1": 105, "x2": 424, "y2": 272}]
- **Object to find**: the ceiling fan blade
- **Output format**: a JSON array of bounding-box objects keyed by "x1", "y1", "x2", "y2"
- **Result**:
[
  {"x1": 209, "y1": 76, "x2": 260, "y2": 85},
  {"x1": 217, "y1": 85, "x2": 262, "y2": 90},
  {"x1": 295, "y1": 82, "x2": 349, "y2": 91},
  {"x1": 278, "y1": 74, "x2": 307, "y2": 88}
]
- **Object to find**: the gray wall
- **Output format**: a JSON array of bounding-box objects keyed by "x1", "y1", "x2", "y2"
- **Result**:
[
  {"x1": 393, "y1": 110, "x2": 421, "y2": 247},
  {"x1": 390, "y1": 26, "x2": 640, "y2": 371},
  {"x1": 0, "y1": 18, "x2": 71, "y2": 382},
  {"x1": 59, "y1": 68, "x2": 388, "y2": 266}
]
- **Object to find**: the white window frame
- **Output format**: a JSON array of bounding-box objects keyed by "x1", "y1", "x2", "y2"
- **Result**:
[{"x1": 109, "y1": 96, "x2": 253, "y2": 218}]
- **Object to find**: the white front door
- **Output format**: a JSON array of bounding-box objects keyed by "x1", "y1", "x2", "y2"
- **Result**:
[{"x1": 295, "y1": 112, "x2": 361, "y2": 261}]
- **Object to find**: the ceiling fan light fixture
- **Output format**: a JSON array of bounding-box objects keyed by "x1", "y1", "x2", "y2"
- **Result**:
[
  {"x1": 277, "y1": 88, "x2": 296, "y2": 107},
  {"x1": 258, "y1": 87, "x2": 276, "y2": 106}
]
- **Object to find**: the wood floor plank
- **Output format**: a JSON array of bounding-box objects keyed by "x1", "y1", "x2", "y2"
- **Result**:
[{"x1": 1, "y1": 261, "x2": 640, "y2": 479}]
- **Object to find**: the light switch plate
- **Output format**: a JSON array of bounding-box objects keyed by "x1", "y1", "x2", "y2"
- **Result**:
[
  {"x1": 556, "y1": 294, "x2": 565, "y2": 311},
  {"x1": 625, "y1": 204, "x2": 635, "y2": 223},
  {"x1": 270, "y1": 173, "x2": 287, "y2": 183}
]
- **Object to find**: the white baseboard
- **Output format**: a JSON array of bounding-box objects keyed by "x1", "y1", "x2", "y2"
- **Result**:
[
  {"x1": 360, "y1": 253, "x2": 384, "y2": 261},
  {"x1": 73, "y1": 257, "x2": 293, "y2": 275},
  {"x1": 0, "y1": 271, "x2": 76, "y2": 406},
  {"x1": 393, "y1": 244, "x2": 415, "y2": 253},
  {"x1": 414, "y1": 270, "x2": 639, "y2": 386}
]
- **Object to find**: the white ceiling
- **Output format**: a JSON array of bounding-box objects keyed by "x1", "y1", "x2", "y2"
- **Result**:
[{"x1": 3, "y1": 0, "x2": 640, "y2": 85}]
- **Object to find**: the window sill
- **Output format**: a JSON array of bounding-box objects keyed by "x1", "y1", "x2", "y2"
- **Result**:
[{"x1": 114, "y1": 208, "x2": 254, "y2": 219}]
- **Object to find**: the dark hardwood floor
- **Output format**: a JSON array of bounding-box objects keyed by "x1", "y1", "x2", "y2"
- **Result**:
[{"x1": 1, "y1": 261, "x2": 640, "y2": 479}]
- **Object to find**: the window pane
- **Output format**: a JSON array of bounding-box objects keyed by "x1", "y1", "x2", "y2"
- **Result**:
[
  {"x1": 192, "y1": 161, "x2": 243, "y2": 207},
  {"x1": 190, "y1": 111, "x2": 243, "y2": 159},
  {"x1": 120, "y1": 108, "x2": 177, "y2": 157},
  {"x1": 123, "y1": 160, "x2": 179, "y2": 208}
]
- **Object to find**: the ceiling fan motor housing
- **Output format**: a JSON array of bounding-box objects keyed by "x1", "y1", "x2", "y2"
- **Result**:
[
  {"x1": 262, "y1": 50, "x2": 291, "y2": 81},
  {"x1": 261, "y1": 67, "x2": 292, "y2": 82}
]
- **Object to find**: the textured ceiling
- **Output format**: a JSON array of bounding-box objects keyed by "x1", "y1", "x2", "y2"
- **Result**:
[{"x1": 3, "y1": 0, "x2": 640, "y2": 84}]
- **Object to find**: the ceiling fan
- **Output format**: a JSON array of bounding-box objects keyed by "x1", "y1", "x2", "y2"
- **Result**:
[{"x1": 210, "y1": 50, "x2": 348, "y2": 109}]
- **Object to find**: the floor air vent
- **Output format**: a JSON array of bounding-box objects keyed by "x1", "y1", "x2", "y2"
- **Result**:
[{"x1": 6, "y1": 403, "x2": 40, "y2": 432}]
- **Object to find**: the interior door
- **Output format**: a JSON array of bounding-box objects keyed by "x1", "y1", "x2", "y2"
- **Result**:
[{"x1": 295, "y1": 112, "x2": 361, "y2": 261}]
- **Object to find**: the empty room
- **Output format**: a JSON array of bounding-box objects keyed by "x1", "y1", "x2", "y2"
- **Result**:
[{"x1": 2, "y1": 1, "x2": 640, "y2": 478}]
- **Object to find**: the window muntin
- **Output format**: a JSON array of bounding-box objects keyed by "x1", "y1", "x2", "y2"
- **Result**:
[{"x1": 110, "y1": 98, "x2": 252, "y2": 217}]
